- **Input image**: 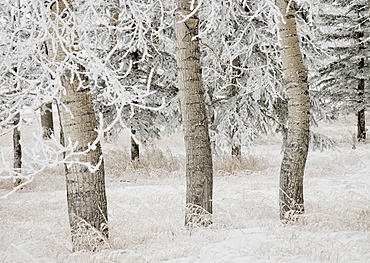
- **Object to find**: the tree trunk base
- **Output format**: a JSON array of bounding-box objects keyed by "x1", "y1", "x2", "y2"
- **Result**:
[
  {"x1": 131, "y1": 131, "x2": 140, "y2": 162},
  {"x1": 70, "y1": 215, "x2": 109, "y2": 252},
  {"x1": 279, "y1": 199, "x2": 305, "y2": 223},
  {"x1": 41, "y1": 102, "x2": 54, "y2": 139},
  {"x1": 231, "y1": 145, "x2": 241, "y2": 158},
  {"x1": 185, "y1": 203, "x2": 212, "y2": 228},
  {"x1": 13, "y1": 178, "x2": 22, "y2": 188},
  {"x1": 13, "y1": 113, "x2": 22, "y2": 188},
  {"x1": 357, "y1": 109, "x2": 366, "y2": 142}
]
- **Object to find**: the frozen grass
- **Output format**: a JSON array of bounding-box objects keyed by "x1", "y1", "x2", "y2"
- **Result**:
[
  {"x1": 213, "y1": 154, "x2": 270, "y2": 176},
  {"x1": 104, "y1": 146, "x2": 184, "y2": 184},
  {"x1": 1, "y1": 117, "x2": 370, "y2": 262}
]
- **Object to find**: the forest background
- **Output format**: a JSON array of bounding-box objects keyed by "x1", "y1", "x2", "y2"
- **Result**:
[{"x1": 0, "y1": 0, "x2": 369, "y2": 261}]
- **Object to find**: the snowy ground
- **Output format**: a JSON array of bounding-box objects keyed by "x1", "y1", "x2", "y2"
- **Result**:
[{"x1": 0, "y1": 116, "x2": 370, "y2": 262}]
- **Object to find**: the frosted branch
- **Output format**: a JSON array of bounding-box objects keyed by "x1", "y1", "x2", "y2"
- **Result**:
[{"x1": 176, "y1": 0, "x2": 202, "y2": 24}]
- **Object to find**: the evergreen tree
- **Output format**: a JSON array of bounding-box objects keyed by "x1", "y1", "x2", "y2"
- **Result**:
[
  {"x1": 314, "y1": 0, "x2": 370, "y2": 141},
  {"x1": 200, "y1": 0, "x2": 285, "y2": 155},
  {"x1": 294, "y1": 0, "x2": 337, "y2": 151},
  {"x1": 83, "y1": 0, "x2": 178, "y2": 146}
]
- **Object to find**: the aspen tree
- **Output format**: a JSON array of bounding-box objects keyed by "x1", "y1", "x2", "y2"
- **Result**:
[
  {"x1": 175, "y1": 0, "x2": 213, "y2": 226},
  {"x1": 47, "y1": 0, "x2": 108, "y2": 250},
  {"x1": 276, "y1": 0, "x2": 310, "y2": 222}
]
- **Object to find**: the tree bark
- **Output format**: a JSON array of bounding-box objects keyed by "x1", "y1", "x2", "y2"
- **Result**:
[
  {"x1": 11, "y1": 1, "x2": 22, "y2": 188},
  {"x1": 175, "y1": 0, "x2": 213, "y2": 227},
  {"x1": 130, "y1": 51, "x2": 141, "y2": 162},
  {"x1": 59, "y1": 70, "x2": 108, "y2": 251},
  {"x1": 131, "y1": 128, "x2": 140, "y2": 161},
  {"x1": 231, "y1": 145, "x2": 241, "y2": 157},
  {"x1": 41, "y1": 102, "x2": 54, "y2": 139},
  {"x1": 47, "y1": 0, "x2": 108, "y2": 251},
  {"x1": 231, "y1": 56, "x2": 242, "y2": 157},
  {"x1": 357, "y1": 109, "x2": 366, "y2": 142},
  {"x1": 357, "y1": 32, "x2": 366, "y2": 142},
  {"x1": 276, "y1": 0, "x2": 310, "y2": 222},
  {"x1": 13, "y1": 112, "x2": 22, "y2": 187}
]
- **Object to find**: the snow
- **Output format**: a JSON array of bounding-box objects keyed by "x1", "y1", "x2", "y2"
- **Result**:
[{"x1": 1, "y1": 116, "x2": 370, "y2": 262}]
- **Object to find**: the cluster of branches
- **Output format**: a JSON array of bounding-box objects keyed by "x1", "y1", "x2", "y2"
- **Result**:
[
  {"x1": 0, "y1": 0, "x2": 177, "y2": 186},
  {"x1": 1, "y1": 0, "x2": 355, "y2": 191}
]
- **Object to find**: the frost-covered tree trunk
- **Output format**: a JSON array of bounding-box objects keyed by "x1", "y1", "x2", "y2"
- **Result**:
[
  {"x1": 11, "y1": 0, "x2": 22, "y2": 188},
  {"x1": 130, "y1": 51, "x2": 140, "y2": 162},
  {"x1": 47, "y1": 0, "x2": 108, "y2": 251},
  {"x1": 175, "y1": 0, "x2": 213, "y2": 227},
  {"x1": 357, "y1": 109, "x2": 366, "y2": 141},
  {"x1": 131, "y1": 128, "x2": 140, "y2": 161},
  {"x1": 231, "y1": 56, "x2": 242, "y2": 158},
  {"x1": 231, "y1": 145, "x2": 241, "y2": 157},
  {"x1": 41, "y1": 102, "x2": 54, "y2": 139},
  {"x1": 59, "y1": 71, "x2": 108, "y2": 251},
  {"x1": 276, "y1": 0, "x2": 310, "y2": 222},
  {"x1": 13, "y1": 112, "x2": 22, "y2": 187},
  {"x1": 357, "y1": 31, "x2": 366, "y2": 142}
]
